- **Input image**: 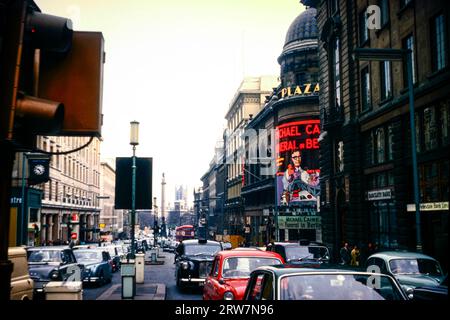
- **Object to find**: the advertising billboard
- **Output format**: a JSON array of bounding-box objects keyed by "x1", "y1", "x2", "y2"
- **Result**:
[{"x1": 275, "y1": 120, "x2": 320, "y2": 209}]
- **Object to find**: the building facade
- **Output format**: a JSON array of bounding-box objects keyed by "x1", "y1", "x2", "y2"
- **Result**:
[
  {"x1": 11, "y1": 136, "x2": 102, "y2": 245},
  {"x1": 224, "y1": 75, "x2": 280, "y2": 238},
  {"x1": 100, "y1": 160, "x2": 124, "y2": 240},
  {"x1": 242, "y1": 7, "x2": 321, "y2": 246},
  {"x1": 312, "y1": 0, "x2": 448, "y2": 269}
]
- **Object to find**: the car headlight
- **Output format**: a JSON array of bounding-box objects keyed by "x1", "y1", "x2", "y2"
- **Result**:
[
  {"x1": 181, "y1": 261, "x2": 190, "y2": 270},
  {"x1": 223, "y1": 291, "x2": 234, "y2": 300},
  {"x1": 50, "y1": 270, "x2": 60, "y2": 280},
  {"x1": 402, "y1": 285, "x2": 414, "y2": 299}
]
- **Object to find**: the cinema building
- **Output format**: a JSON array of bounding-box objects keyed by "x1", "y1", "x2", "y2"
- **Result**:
[{"x1": 241, "y1": 7, "x2": 322, "y2": 246}]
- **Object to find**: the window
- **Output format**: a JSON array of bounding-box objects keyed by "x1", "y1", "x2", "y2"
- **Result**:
[
  {"x1": 48, "y1": 180, "x2": 52, "y2": 201},
  {"x1": 423, "y1": 106, "x2": 438, "y2": 151},
  {"x1": 55, "y1": 181, "x2": 58, "y2": 202},
  {"x1": 361, "y1": 66, "x2": 371, "y2": 112},
  {"x1": 336, "y1": 140, "x2": 344, "y2": 173},
  {"x1": 330, "y1": 0, "x2": 338, "y2": 15},
  {"x1": 359, "y1": 11, "x2": 369, "y2": 45},
  {"x1": 376, "y1": 127, "x2": 385, "y2": 164},
  {"x1": 380, "y1": 61, "x2": 392, "y2": 101},
  {"x1": 333, "y1": 37, "x2": 341, "y2": 109},
  {"x1": 400, "y1": 0, "x2": 412, "y2": 7},
  {"x1": 431, "y1": 14, "x2": 448, "y2": 72},
  {"x1": 379, "y1": 0, "x2": 389, "y2": 27},
  {"x1": 387, "y1": 124, "x2": 394, "y2": 161},
  {"x1": 440, "y1": 101, "x2": 449, "y2": 146},
  {"x1": 402, "y1": 34, "x2": 416, "y2": 84}
]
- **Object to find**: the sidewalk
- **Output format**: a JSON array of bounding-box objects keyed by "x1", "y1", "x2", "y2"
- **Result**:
[{"x1": 96, "y1": 249, "x2": 167, "y2": 300}]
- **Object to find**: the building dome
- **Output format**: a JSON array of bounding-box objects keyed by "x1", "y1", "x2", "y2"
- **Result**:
[{"x1": 280, "y1": 7, "x2": 318, "y2": 58}]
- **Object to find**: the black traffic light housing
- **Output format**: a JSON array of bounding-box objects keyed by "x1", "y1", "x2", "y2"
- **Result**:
[{"x1": 13, "y1": 3, "x2": 73, "y2": 147}]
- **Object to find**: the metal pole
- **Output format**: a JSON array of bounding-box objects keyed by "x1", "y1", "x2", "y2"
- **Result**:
[
  {"x1": 20, "y1": 153, "x2": 26, "y2": 245},
  {"x1": 406, "y1": 49, "x2": 422, "y2": 252},
  {"x1": 130, "y1": 146, "x2": 136, "y2": 259}
]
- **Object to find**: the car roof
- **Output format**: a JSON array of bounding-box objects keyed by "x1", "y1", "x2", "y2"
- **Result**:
[
  {"x1": 252, "y1": 264, "x2": 380, "y2": 276},
  {"x1": 217, "y1": 249, "x2": 283, "y2": 259},
  {"x1": 181, "y1": 239, "x2": 221, "y2": 245},
  {"x1": 27, "y1": 246, "x2": 69, "y2": 251},
  {"x1": 369, "y1": 251, "x2": 438, "y2": 261}
]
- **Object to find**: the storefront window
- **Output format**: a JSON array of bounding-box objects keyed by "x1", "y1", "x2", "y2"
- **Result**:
[{"x1": 370, "y1": 200, "x2": 398, "y2": 250}]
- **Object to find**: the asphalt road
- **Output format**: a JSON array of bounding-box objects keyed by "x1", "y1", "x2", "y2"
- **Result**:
[{"x1": 83, "y1": 251, "x2": 202, "y2": 300}]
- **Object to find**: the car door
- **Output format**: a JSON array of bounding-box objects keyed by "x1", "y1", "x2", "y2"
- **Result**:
[{"x1": 203, "y1": 256, "x2": 221, "y2": 300}]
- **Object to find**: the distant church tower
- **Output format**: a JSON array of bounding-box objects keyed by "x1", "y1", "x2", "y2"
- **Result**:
[{"x1": 161, "y1": 173, "x2": 166, "y2": 220}]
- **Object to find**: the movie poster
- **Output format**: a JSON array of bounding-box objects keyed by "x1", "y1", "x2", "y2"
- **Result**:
[{"x1": 275, "y1": 120, "x2": 320, "y2": 210}]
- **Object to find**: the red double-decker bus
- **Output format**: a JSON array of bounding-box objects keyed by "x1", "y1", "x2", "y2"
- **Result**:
[{"x1": 175, "y1": 225, "x2": 195, "y2": 242}]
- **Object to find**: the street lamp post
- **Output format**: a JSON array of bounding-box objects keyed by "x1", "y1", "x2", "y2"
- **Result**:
[
  {"x1": 129, "y1": 121, "x2": 139, "y2": 259},
  {"x1": 353, "y1": 48, "x2": 422, "y2": 252}
]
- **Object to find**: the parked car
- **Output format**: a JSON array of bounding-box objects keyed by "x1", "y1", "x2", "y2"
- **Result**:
[
  {"x1": 365, "y1": 251, "x2": 445, "y2": 298},
  {"x1": 266, "y1": 242, "x2": 330, "y2": 265},
  {"x1": 174, "y1": 239, "x2": 223, "y2": 288},
  {"x1": 102, "y1": 246, "x2": 121, "y2": 272},
  {"x1": 203, "y1": 248, "x2": 284, "y2": 300},
  {"x1": 221, "y1": 242, "x2": 232, "y2": 250},
  {"x1": 27, "y1": 246, "x2": 84, "y2": 299},
  {"x1": 73, "y1": 249, "x2": 113, "y2": 286},
  {"x1": 8, "y1": 247, "x2": 34, "y2": 300},
  {"x1": 243, "y1": 265, "x2": 407, "y2": 300}
]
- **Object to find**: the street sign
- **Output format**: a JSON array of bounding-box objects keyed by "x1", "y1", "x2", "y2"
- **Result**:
[{"x1": 407, "y1": 202, "x2": 449, "y2": 212}]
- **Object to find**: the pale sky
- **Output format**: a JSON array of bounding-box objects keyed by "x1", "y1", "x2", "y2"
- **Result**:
[{"x1": 36, "y1": 0, "x2": 306, "y2": 207}]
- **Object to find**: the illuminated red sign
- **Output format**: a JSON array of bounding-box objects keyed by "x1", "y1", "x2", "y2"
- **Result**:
[
  {"x1": 71, "y1": 232, "x2": 78, "y2": 240},
  {"x1": 276, "y1": 119, "x2": 321, "y2": 207}
]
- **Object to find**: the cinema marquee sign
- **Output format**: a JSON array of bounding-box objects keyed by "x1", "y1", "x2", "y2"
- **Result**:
[{"x1": 279, "y1": 83, "x2": 320, "y2": 99}]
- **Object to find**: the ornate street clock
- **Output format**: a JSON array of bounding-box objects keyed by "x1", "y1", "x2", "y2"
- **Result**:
[{"x1": 28, "y1": 157, "x2": 50, "y2": 185}]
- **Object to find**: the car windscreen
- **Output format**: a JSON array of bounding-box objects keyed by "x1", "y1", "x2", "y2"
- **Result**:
[
  {"x1": 28, "y1": 250, "x2": 62, "y2": 263},
  {"x1": 308, "y1": 246, "x2": 330, "y2": 259},
  {"x1": 222, "y1": 257, "x2": 282, "y2": 278},
  {"x1": 389, "y1": 258, "x2": 443, "y2": 276},
  {"x1": 285, "y1": 247, "x2": 312, "y2": 261},
  {"x1": 73, "y1": 250, "x2": 103, "y2": 263},
  {"x1": 279, "y1": 273, "x2": 404, "y2": 300},
  {"x1": 184, "y1": 244, "x2": 221, "y2": 256}
]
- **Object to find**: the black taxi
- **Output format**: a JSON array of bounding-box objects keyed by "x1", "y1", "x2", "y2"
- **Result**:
[{"x1": 174, "y1": 239, "x2": 222, "y2": 288}]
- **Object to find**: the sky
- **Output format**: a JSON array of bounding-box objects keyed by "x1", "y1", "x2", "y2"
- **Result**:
[{"x1": 36, "y1": 0, "x2": 306, "y2": 207}]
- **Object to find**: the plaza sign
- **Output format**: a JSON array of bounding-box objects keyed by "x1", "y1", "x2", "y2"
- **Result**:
[{"x1": 279, "y1": 83, "x2": 320, "y2": 99}]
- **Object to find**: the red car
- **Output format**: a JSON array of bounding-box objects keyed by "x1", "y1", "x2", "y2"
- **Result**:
[{"x1": 203, "y1": 248, "x2": 284, "y2": 300}]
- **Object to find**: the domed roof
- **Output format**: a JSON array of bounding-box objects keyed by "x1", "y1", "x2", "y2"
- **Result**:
[{"x1": 284, "y1": 7, "x2": 318, "y2": 47}]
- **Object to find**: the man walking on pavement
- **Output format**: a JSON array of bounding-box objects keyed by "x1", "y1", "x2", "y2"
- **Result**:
[{"x1": 340, "y1": 242, "x2": 351, "y2": 265}]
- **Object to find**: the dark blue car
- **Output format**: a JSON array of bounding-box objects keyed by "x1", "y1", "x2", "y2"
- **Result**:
[{"x1": 74, "y1": 249, "x2": 113, "y2": 286}]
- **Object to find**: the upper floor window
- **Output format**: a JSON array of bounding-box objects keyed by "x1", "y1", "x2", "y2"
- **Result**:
[
  {"x1": 330, "y1": 0, "x2": 338, "y2": 15},
  {"x1": 431, "y1": 14, "x2": 448, "y2": 72},
  {"x1": 402, "y1": 34, "x2": 416, "y2": 84},
  {"x1": 333, "y1": 37, "x2": 342, "y2": 109},
  {"x1": 379, "y1": 0, "x2": 389, "y2": 27},
  {"x1": 359, "y1": 11, "x2": 369, "y2": 45},
  {"x1": 380, "y1": 61, "x2": 392, "y2": 101},
  {"x1": 376, "y1": 127, "x2": 385, "y2": 164},
  {"x1": 361, "y1": 66, "x2": 371, "y2": 112},
  {"x1": 400, "y1": 0, "x2": 412, "y2": 9},
  {"x1": 423, "y1": 106, "x2": 438, "y2": 151}
]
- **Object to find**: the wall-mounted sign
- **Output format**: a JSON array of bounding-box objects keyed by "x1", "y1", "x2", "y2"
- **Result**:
[
  {"x1": 367, "y1": 188, "x2": 393, "y2": 201},
  {"x1": 277, "y1": 216, "x2": 321, "y2": 230},
  {"x1": 407, "y1": 202, "x2": 449, "y2": 212},
  {"x1": 276, "y1": 120, "x2": 320, "y2": 208},
  {"x1": 279, "y1": 83, "x2": 320, "y2": 99}
]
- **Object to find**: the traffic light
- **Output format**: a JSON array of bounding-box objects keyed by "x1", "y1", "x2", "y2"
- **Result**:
[{"x1": 9, "y1": 0, "x2": 105, "y2": 149}]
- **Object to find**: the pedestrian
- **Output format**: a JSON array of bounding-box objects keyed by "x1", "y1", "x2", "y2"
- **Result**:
[
  {"x1": 351, "y1": 245, "x2": 360, "y2": 266},
  {"x1": 340, "y1": 242, "x2": 351, "y2": 265}
]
